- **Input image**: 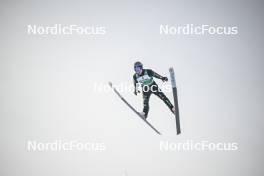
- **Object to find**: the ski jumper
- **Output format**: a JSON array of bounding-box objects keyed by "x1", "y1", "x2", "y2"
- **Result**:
[{"x1": 133, "y1": 69, "x2": 174, "y2": 117}]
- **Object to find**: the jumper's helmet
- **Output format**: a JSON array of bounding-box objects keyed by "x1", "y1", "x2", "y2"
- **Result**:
[{"x1": 134, "y1": 61, "x2": 143, "y2": 74}]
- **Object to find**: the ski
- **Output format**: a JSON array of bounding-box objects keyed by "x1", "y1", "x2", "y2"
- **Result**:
[
  {"x1": 169, "y1": 67, "x2": 181, "y2": 135},
  {"x1": 108, "y1": 82, "x2": 161, "y2": 135}
]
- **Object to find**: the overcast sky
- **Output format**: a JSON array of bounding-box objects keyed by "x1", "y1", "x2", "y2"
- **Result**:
[{"x1": 0, "y1": 0, "x2": 263, "y2": 176}]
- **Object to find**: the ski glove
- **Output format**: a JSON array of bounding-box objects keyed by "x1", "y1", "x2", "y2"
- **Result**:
[
  {"x1": 161, "y1": 77, "x2": 168, "y2": 82},
  {"x1": 134, "y1": 90, "x2": 140, "y2": 95}
]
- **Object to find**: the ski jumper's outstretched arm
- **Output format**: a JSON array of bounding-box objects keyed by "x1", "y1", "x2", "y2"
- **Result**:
[
  {"x1": 133, "y1": 75, "x2": 139, "y2": 95},
  {"x1": 148, "y1": 69, "x2": 168, "y2": 81}
]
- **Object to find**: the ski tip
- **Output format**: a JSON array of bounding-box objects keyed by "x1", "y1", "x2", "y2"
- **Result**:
[
  {"x1": 169, "y1": 67, "x2": 174, "y2": 72},
  {"x1": 108, "y1": 82, "x2": 113, "y2": 87}
]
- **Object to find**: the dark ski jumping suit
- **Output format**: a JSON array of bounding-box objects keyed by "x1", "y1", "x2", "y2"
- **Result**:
[{"x1": 133, "y1": 69, "x2": 174, "y2": 117}]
